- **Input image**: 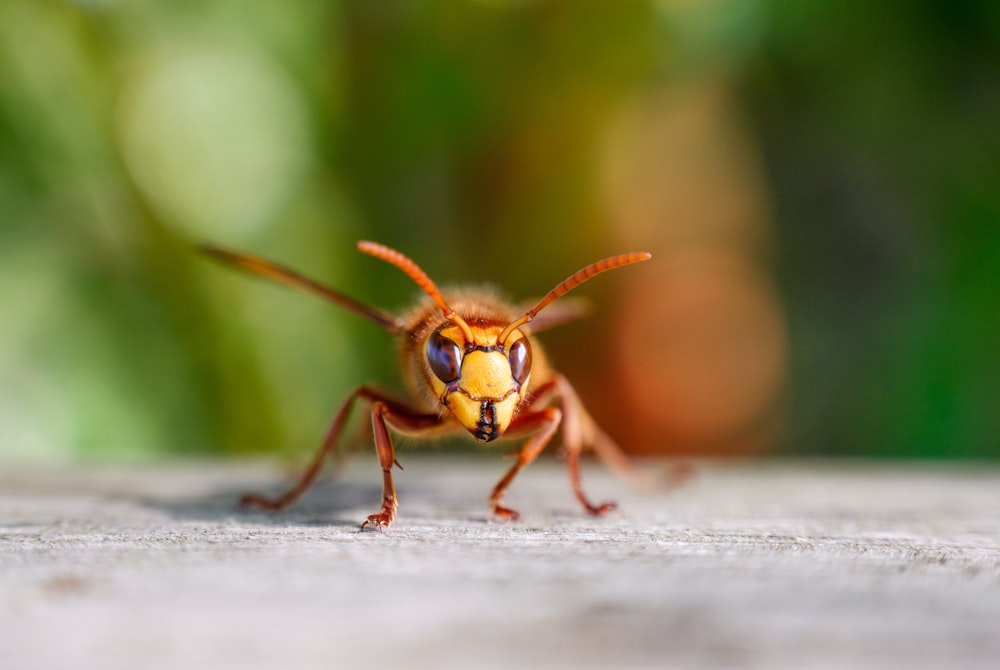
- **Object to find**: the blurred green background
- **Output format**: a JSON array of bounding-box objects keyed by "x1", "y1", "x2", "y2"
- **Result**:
[{"x1": 0, "y1": 0, "x2": 997, "y2": 462}]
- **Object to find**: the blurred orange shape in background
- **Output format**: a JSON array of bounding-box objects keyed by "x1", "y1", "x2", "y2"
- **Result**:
[{"x1": 602, "y1": 78, "x2": 788, "y2": 457}]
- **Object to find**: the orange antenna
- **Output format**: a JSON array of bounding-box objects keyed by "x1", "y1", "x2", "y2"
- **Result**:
[
  {"x1": 499, "y1": 251, "x2": 652, "y2": 344},
  {"x1": 357, "y1": 241, "x2": 475, "y2": 343}
]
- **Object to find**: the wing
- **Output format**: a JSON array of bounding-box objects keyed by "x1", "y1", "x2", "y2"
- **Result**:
[{"x1": 200, "y1": 245, "x2": 403, "y2": 333}]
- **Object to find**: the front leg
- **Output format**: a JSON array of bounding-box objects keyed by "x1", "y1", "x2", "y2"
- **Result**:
[
  {"x1": 489, "y1": 407, "x2": 562, "y2": 521},
  {"x1": 360, "y1": 401, "x2": 402, "y2": 530},
  {"x1": 360, "y1": 400, "x2": 444, "y2": 531},
  {"x1": 241, "y1": 386, "x2": 442, "y2": 529},
  {"x1": 491, "y1": 377, "x2": 622, "y2": 520},
  {"x1": 241, "y1": 386, "x2": 383, "y2": 512},
  {"x1": 496, "y1": 377, "x2": 615, "y2": 517}
]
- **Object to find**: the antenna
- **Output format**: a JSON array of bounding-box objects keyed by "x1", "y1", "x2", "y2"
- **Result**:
[
  {"x1": 499, "y1": 252, "x2": 651, "y2": 344},
  {"x1": 357, "y1": 241, "x2": 476, "y2": 343}
]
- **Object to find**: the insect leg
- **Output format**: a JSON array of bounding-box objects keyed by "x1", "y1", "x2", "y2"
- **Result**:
[
  {"x1": 552, "y1": 375, "x2": 621, "y2": 516},
  {"x1": 553, "y1": 374, "x2": 694, "y2": 513},
  {"x1": 488, "y1": 407, "x2": 562, "y2": 521},
  {"x1": 241, "y1": 387, "x2": 438, "y2": 519},
  {"x1": 241, "y1": 388, "x2": 367, "y2": 511},
  {"x1": 359, "y1": 401, "x2": 398, "y2": 530},
  {"x1": 361, "y1": 402, "x2": 443, "y2": 531}
]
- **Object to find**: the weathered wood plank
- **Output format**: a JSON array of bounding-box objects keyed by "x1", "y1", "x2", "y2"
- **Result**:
[{"x1": 1, "y1": 458, "x2": 998, "y2": 669}]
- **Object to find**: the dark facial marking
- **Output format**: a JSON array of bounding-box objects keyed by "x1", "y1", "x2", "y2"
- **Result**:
[{"x1": 475, "y1": 400, "x2": 499, "y2": 442}]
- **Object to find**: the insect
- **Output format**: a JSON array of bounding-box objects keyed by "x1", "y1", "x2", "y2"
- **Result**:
[{"x1": 202, "y1": 241, "x2": 651, "y2": 529}]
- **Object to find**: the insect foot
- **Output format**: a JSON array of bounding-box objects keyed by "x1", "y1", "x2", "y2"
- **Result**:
[
  {"x1": 582, "y1": 501, "x2": 618, "y2": 516},
  {"x1": 360, "y1": 496, "x2": 398, "y2": 531},
  {"x1": 491, "y1": 504, "x2": 521, "y2": 522},
  {"x1": 240, "y1": 492, "x2": 289, "y2": 511},
  {"x1": 360, "y1": 511, "x2": 395, "y2": 531}
]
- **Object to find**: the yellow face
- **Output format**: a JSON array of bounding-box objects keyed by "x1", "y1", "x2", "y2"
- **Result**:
[{"x1": 423, "y1": 323, "x2": 532, "y2": 441}]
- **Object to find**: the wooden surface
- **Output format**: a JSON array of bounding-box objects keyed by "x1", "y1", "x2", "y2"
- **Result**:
[{"x1": 1, "y1": 456, "x2": 999, "y2": 669}]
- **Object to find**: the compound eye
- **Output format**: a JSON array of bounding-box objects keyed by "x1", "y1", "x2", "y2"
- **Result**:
[
  {"x1": 508, "y1": 338, "x2": 532, "y2": 386},
  {"x1": 426, "y1": 327, "x2": 463, "y2": 384}
]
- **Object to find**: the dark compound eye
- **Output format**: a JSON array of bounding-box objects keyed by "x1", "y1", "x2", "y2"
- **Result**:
[
  {"x1": 508, "y1": 338, "x2": 532, "y2": 386},
  {"x1": 426, "y1": 327, "x2": 463, "y2": 383}
]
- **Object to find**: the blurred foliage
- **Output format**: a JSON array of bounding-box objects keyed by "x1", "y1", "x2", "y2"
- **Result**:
[
  {"x1": 0, "y1": 0, "x2": 996, "y2": 461},
  {"x1": 747, "y1": 0, "x2": 1000, "y2": 457}
]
